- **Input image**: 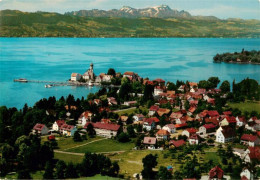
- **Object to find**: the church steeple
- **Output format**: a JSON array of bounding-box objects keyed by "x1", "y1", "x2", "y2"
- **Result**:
[{"x1": 90, "y1": 63, "x2": 93, "y2": 70}]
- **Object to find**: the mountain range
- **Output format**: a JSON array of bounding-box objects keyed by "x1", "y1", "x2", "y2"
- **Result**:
[{"x1": 65, "y1": 5, "x2": 218, "y2": 20}]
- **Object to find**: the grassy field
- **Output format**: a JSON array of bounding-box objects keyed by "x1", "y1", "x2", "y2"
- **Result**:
[
  {"x1": 228, "y1": 101, "x2": 260, "y2": 113},
  {"x1": 54, "y1": 152, "x2": 84, "y2": 164},
  {"x1": 53, "y1": 136, "x2": 104, "y2": 150},
  {"x1": 115, "y1": 106, "x2": 148, "y2": 116},
  {"x1": 67, "y1": 139, "x2": 135, "y2": 153}
]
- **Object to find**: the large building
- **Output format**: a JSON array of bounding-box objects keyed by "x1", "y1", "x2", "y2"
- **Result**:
[{"x1": 83, "y1": 63, "x2": 95, "y2": 81}]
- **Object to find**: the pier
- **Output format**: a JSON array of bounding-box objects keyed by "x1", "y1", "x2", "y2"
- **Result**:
[{"x1": 14, "y1": 79, "x2": 120, "y2": 88}]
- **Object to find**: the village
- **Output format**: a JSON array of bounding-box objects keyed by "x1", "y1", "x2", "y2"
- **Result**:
[{"x1": 23, "y1": 63, "x2": 260, "y2": 179}]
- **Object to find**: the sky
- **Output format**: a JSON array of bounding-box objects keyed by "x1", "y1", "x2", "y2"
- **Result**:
[{"x1": 0, "y1": 0, "x2": 259, "y2": 19}]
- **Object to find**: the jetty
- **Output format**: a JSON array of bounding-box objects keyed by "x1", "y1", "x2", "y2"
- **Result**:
[{"x1": 14, "y1": 78, "x2": 120, "y2": 88}]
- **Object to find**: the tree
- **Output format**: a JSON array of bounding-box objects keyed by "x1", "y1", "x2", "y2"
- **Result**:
[
  {"x1": 117, "y1": 132, "x2": 130, "y2": 143},
  {"x1": 208, "y1": 77, "x2": 220, "y2": 88},
  {"x1": 220, "y1": 80, "x2": 230, "y2": 93},
  {"x1": 127, "y1": 125, "x2": 136, "y2": 138},
  {"x1": 107, "y1": 68, "x2": 116, "y2": 76},
  {"x1": 86, "y1": 123, "x2": 96, "y2": 138},
  {"x1": 17, "y1": 170, "x2": 31, "y2": 179},
  {"x1": 65, "y1": 162, "x2": 78, "y2": 178},
  {"x1": 157, "y1": 166, "x2": 172, "y2": 180},
  {"x1": 55, "y1": 160, "x2": 67, "y2": 179},
  {"x1": 73, "y1": 131, "x2": 82, "y2": 142},
  {"x1": 184, "y1": 100, "x2": 190, "y2": 111},
  {"x1": 119, "y1": 81, "x2": 131, "y2": 101},
  {"x1": 167, "y1": 82, "x2": 177, "y2": 91},
  {"x1": 43, "y1": 161, "x2": 54, "y2": 179},
  {"x1": 141, "y1": 154, "x2": 158, "y2": 179},
  {"x1": 143, "y1": 84, "x2": 154, "y2": 102}
]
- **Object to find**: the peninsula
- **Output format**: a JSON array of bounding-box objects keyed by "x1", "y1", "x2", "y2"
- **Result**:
[{"x1": 213, "y1": 49, "x2": 260, "y2": 64}]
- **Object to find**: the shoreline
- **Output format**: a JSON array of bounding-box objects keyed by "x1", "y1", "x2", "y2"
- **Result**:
[{"x1": 214, "y1": 61, "x2": 260, "y2": 65}]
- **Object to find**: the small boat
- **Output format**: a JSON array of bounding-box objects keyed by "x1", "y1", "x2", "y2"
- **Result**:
[
  {"x1": 45, "y1": 84, "x2": 53, "y2": 88},
  {"x1": 14, "y1": 78, "x2": 28, "y2": 82},
  {"x1": 88, "y1": 81, "x2": 94, "y2": 86}
]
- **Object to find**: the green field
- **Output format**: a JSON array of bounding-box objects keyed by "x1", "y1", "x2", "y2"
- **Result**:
[
  {"x1": 54, "y1": 152, "x2": 84, "y2": 164},
  {"x1": 67, "y1": 139, "x2": 135, "y2": 153},
  {"x1": 54, "y1": 136, "x2": 104, "y2": 150},
  {"x1": 228, "y1": 101, "x2": 260, "y2": 113}
]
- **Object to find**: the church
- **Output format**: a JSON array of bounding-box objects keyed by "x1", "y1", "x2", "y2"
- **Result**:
[{"x1": 83, "y1": 63, "x2": 95, "y2": 81}]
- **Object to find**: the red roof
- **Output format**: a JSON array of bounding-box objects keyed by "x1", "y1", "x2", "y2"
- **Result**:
[
  {"x1": 33, "y1": 123, "x2": 46, "y2": 131},
  {"x1": 153, "y1": 78, "x2": 165, "y2": 83},
  {"x1": 123, "y1": 71, "x2": 134, "y2": 76},
  {"x1": 209, "y1": 166, "x2": 224, "y2": 179},
  {"x1": 143, "y1": 137, "x2": 156, "y2": 145},
  {"x1": 207, "y1": 110, "x2": 219, "y2": 117},
  {"x1": 241, "y1": 134, "x2": 258, "y2": 142},
  {"x1": 203, "y1": 124, "x2": 216, "y2": 129},
  {"x1": 223, "y1": 111, "x2": 232, "y2": 116},
  {"x1": 175, "y1": 123, "x2": 188, "y2": 128},
  {"x1": 56, "y1": 120, "x2": 65, "y2": 127},
  {"x1": 248, "y1": 146, "x2": 260, "y2": 161},
  {"x1": 85, "y1": 122, "x2": 120, "y2": 131},
  {"x1": 149, "y1": 105, "x2": 159, "y2": 111},
  {"x1": 156, "y1": 129, "x2": 170, "y2": 136},
  {"x1": 144, "y1": 117, "x2": 160, "y2": 125},
  {"x1": 185, "y1": 128, "x2": 197, "y2": 134},
  {"x1": 169, "y1": 139, "x2": 186, "y2": 147},
  {"x1": 189, "y1": 134, "x2": 200, "y2": 140},
  {"x1": 226, "y1": 116, "x2": 236, "y2": 123}
]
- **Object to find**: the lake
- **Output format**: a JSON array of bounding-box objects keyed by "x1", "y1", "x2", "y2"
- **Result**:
[{"x1": 0, "y1": 38, "x2": 259, "y2": 109}]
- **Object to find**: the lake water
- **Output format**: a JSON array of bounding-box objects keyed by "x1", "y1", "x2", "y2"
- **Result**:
[{"x1": 0, "y1": 38, "x2": 259, "y2": 109}]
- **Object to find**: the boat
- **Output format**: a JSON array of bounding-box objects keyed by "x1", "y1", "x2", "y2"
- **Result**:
[
  {"x1": 14, "y1": 78, "x2": 28, "y2": 82},
  {"x1": 45, "y1": 84, "x2": 53, "y2": 88},
  {"x1": 88, "y1": 81, "x2": 94, "y2": 86}
]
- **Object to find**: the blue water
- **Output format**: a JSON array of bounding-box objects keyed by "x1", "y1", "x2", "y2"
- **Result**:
[{"x1": 0, "y1": 38, "x2": 259, "y2": 109}]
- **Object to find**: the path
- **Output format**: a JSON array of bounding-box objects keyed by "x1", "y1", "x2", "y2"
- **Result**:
[
  {"x1": 113, "y1": 107, "x2": 136, "y2": 113},
  {"x1": 63, "y1": 138, "x2": 106, "y2": 151},
  {"x1": 54, "y1": 150, "x2": 126, "y2": 155}
]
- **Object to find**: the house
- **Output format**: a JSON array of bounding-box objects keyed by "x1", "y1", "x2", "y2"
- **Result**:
[
  {"x1": 178, "y1": 85, "x2": 185, "y2": 92},
  {"x1": 94, "y1": 99, "x2": 102, "y2": 106},
  {"x1": 32, "y1": 123, "x2": 49, "y2": 135},
  {"x1": 205, "y1": 117, "x2": 219, "y2": 126},
  {"x1": 207, "y1": 110, "x2": 220, "y2": 119},
  {"x1": 120, "y1": 115, "x2": 128, "y2": 125},
  {"x1": 71, "y1": 73, "x2": 81, "y2": 82},
  {"x1": 189, "y1": 82, "x2": 198, "y2": 88},
  {"x1": 154, "y1": 86, "x2": 164, "y2": 96},
  {"x1": 189, "y1": 134, "x2": 201, "y2": 145},
  {"x1": 175, "y1": 123, "x2": 188, "y2": 129},
  {"x1": 209, "y1": 166, "x2": 224, "y2": 180},
  {"x1": 61, "y1": 124, "x2": 77, "y2": 136},
  {"x1": 157, "y1": 108, "x2": 171, "y2": 117},
  {"x1": 82, "y1": 63, "x2": 95, "y2": 80},
  {"x1": 101, "y1": 118, "x2": 111, "y2": 124},
  {"x1": 182, "y1": 128, "x2": 197, "y2": 137},
  {"x1": 78, "y1": 111, "x2": 93, "y2": 126},
  {"x1": 143, "y1": 117, "x2": 159, "y2": 131},
  {"x1": 107, "y1": 97, "x2": 118, "y2": 106},
  {"x1": 102, "y1": 75, "x2": 112, "y2": 82},
  {"x1": 236, "y1": 116, "x2": 246, "y2": 127},
  {"x1": 133, "y1": 114, "x2": 145, "y2": 122},
  {"x1": 198, "y1": 124, "x2": 216, "y2": 137},
  {"x1": 148, "y1": 105, "x2": 159, "y2": 116},
  {"x1": 52, "y1": 120, "x2": 65, "y2": 131},
  {"x1": 84, "y1": 122, "x2": 120, "y2": 138},
  {"x1": 220, "y1": 116, "x2": 236, "y2": 127},
  {"x1": 243, "y1": 146, "x2": 260, "y2": 163},
  {"x1": 241, "y1": 134, "x2": 260, "y2": 147},
  {"x1": 153, "y1": 78, "x2": 165, "y2": 86},
  {"x1": 123, "y1": 101, "x2": 137, "y2": 106},
  {"x1": 162, "y1": 124, "x2": 176, "y2": 134},
  {"x1": 240, "y1": 168, "x2": 254, "y2": 180},
  {"x1": 156, "y1": 129, "x2": 170, "y2": 141},
  {"x1": 143, "y1": 137, "x2": 157, "y2": 149},
  {"x1": 169, "y1": 139, "x2": 186, "y2": 148},
  {"x1": 123, "y1": 71, "x2": 139, "y2": 81},
  {"x1": 216, "y1": 126, "x2": 236, "y2": 143}
]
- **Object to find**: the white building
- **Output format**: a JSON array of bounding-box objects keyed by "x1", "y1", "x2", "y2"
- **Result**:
[
  {"x1": 71, "y1": 73, "x2": 82, "y2": 82},
  {"x1": 216, "y1": 126, "x2": 236, "y2": 143},
  {"x1": 162, "y1": 124, "x2": 176, "y2": 134},
  {"x1": 83, "y1": 63, "x2": 95, "y2": 81},
  {"x1": 240, "y1": 168, "x2": 254, "y2": 180},
  {"x1": 133, "y1": 114, "x2": 145, "y2": 122},
  {"x1": 78, "y1": 111, "x2": 93, "y2": 126},
  {"x1": 52, "y1": 120, "x2": 65, "y2": 131},
  {"x1": 84, "y1": 122, "x2": 120, "y2": 138}
]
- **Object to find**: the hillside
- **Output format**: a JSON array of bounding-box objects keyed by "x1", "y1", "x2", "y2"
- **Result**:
[{"x1": 0, "y1": 10, "x2": 259, "y2": 37}]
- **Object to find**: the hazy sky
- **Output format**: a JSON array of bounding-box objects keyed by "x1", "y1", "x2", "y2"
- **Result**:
[{"x1": 0, "y1": 0, "x2": 259, "y2": 19}]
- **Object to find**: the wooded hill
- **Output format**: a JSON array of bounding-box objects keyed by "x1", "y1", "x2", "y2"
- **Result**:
[{"x1": 0, "y1": 10, "x2": 259, "y2": 37}]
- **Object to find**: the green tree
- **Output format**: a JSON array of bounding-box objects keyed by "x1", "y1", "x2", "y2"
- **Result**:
[
  {"x1": 43, "y1": 161, "x2": 54, "y2": 179},
  {"x1": 157, "y1": 166, "x2": 172, "y2": 180},
  {"x1": 73, "y1": 131, "x2": 82, "y2": 142},
  {"x1": 86, "y1": 123, "x2": 96, "y2": 138},
  {"x1": 65, "y1": 162, "x2": 78, "y2": 178},
  {"x1": 208, "y1": 77, "x2": 220, "y2": 88},
  {"x1": 117, "y1": 132, "x2": 130, "y2": 143},
  {"x1": 143, "y1": 84, "x2": 154, "y2": 102},
  {"x1": 141, "y1": 154, "x2": 158, "y2": 179},
  {"x1": 127, "y1": 125, "x2": 136, "y2": 138},
  {"x1": 55, "y1": 160, "x2": 67, "y2": 179},
  {"x1": 17, "y1": 170, "x2": 31, "y2": 179},
  {"x1": 107, "y1": 68, "x2": 116, "y2": 76},
  {"x1": 220, "y1": 80, "x2": 230, "y2": 93}
]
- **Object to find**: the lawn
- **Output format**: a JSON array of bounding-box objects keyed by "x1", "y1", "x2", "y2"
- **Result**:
[
  {"x1": 55, "y1": 136, "x2": 104, "y2": 150},
  {"x1": 54, "y1": 152, "x2": 84, "y2": 164},
  {"x1": 228, "y1": 101, "x2": 260, "y2": 113},
  {"x1": 67, "y1": 139, "x2": 135, "y2": 153},
  {"x1": 115, "y1": 106, "x2": 148, "y2": 116}
]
